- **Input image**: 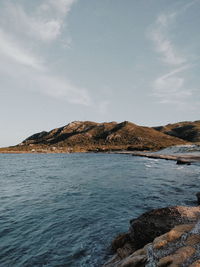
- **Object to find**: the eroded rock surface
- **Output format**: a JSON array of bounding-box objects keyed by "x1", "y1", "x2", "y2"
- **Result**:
[
  {"x1": 104, "y1": 206, "x2": 200, "y2": 267},
  {"x1": 130, "y1": 206, "x2": 200, "y2": 249}
]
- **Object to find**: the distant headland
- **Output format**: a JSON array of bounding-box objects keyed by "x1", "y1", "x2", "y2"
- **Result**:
[{"x1": 0, "y1": 120, "x2": 199, "y2": 154}]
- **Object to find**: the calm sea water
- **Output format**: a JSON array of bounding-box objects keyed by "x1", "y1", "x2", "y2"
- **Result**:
[{"x1": 0, "y1": 151, "x2": 200, "y2": 267}]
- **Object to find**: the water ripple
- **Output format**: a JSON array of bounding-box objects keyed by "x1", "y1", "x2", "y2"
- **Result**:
[{"x1": 0, "y1": 153, "x2": 199, "y2": 266}]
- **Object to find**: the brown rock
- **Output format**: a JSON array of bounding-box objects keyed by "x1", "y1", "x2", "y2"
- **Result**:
[
  {"x1": 117, "y1": 242, "x2": 134, "y2": 259},
  {"x1": 103, "y1": 255, "x2": 121, "y2": 267},
  {"x1": 186, "y1": 234, "x2": 200, "y2": 246},
  {"x1": 129, "y1": 206, "x2": 200, "y2": 249},
  {"x1": 157, "y1": 257, "x2": 173, "y2": 267},
  {"x1": 120, "y1": 255, "x2": 147, "y2": 267},
  {"x1": 153, "y1": 224, "x2": 194, "y2": 249},
  {"x1": 158, "y1": 246, "x2": 196, "y2": 267},
  {"x1": 112, "y1": 233, "x2": 131, "y2": 251},
  {"x1": 190, "y1": 259, "x2": 200, "y2": 267},
  {"x1": 104, "y1": 206, "x2": 200, "y2": 266}
]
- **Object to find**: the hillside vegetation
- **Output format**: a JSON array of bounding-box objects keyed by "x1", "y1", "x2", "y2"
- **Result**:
[
  {"x1": 154, "y1": 120, "x2": 200, "y2": 143},
  {"x1": 0, "y1": 121, "x2": 188, "y2": 153}
]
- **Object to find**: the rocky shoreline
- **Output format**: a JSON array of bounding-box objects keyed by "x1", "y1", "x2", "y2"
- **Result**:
[
  {"x1": 103, "y1": 202, "x2": 200, "y2": 267},
  {"x1": 131, "y1": 152, "x2": 200, "y2": 165}
]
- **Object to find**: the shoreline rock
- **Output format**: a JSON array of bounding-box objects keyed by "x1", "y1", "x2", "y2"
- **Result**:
[
  {"x1": 196, "y1": 193, "x2": 200, "y2": 205},
  {"x1": 104, "y1": 206, "x2": 200, "y2": 266},
  {"x1": 131, "y1": 152, "x2": 200, "y2": 164}
]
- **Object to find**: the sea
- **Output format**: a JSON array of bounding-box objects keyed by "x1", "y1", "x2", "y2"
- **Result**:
[{"x1": 0, "y1": 145, "x2": 200, "y2": 267}]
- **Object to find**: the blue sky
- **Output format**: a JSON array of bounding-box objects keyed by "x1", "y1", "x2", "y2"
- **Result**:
[{"x1": 0, "y1": 0, "x2": 200, "y2": 146}]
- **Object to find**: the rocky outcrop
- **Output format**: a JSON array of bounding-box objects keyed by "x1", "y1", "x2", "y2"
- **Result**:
[
  {"x1": 196, "y1": 193, "x2": 200, "y2": 205},
  {"x1": 129, "y1": 206, "x2": 200, "y2": 249},
  {"x1": 154, "y1": 121, "x2": 200, "y2": 143},
  {"x1": 104, "y1": 206, "x2": 200, "y2": 266},
  {"x1": 0, "y1": 121, "x2": 187, "y2": 153},
  {"x1": 131, "y1": 152, "x2": 200, "y2": 164}
]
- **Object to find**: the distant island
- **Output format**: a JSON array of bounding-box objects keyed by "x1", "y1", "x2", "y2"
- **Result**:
[{"x1": 0, "y1": 120, "x2": 200, "y2": 153}]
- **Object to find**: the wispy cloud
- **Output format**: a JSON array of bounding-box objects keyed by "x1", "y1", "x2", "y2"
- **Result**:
[
  {"x1": 0, "y1": 29, "x2": 44, "y2": 70},
  {"x1": 1, "y1": 0, "x2": 76, "y2": 42},
  {"x1": 148, "y1": 4, "x2": 197, "y2": 107},
  {"x1": 150, "y1": 13, "x2": 185, "y2": 66},
  {"x1": 153, "y1": 66, "x2": 192, "y2": 105},
  {"x1": 40, "y1": 0, "x2": 77, "y2": 15},
  {"x1": 35, "y1": 74, "x2": 92, "y2": 106},
  {"x1": 0, "y1": 0, "x2": 94, "y2": 107}
]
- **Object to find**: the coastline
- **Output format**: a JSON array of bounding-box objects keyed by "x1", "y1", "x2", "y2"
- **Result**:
[
  {"x1": 131, "y1": 151, "x2": 200, "y2": 164},
  {"x1": 1, "y1": 148, "x2": 200, "y2": 165}
]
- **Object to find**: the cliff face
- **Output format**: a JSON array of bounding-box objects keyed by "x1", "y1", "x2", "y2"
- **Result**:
[
  {"x1": 7, "y1": 120, "x2": 187, "y2": 153},
  {"x1": 154, "y1": 121, "x2": 200, "y2": 143}
]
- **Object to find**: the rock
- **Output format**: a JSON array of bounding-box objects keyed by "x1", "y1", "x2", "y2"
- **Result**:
[
  {"x1": 104, "y1": 206, "x2": 200, "y2": 266},
  {"x1": 153, "y1": 224, "x2": 194, "y2": 249},
  {"x1": 117, "y1": 242, "x2": 134, "y2": 259},
  {"x1": 104, "y1": 244, "x2": 149, "y2": 267},
  {"x1": 132, "y1": 152, "x2": 200, "y2": 164},
  {"x1": 196, "y1": 192, "x2": 200, "y2": 205},
  {"x1": 120, "y1": 255, "x2": 147, "y2": 267},
  {"x1": 111, "y1": 233, "x2": 131, "y2": 252},
  {"x1": 103, "y1": 255, "x2": 121, "y2": 267},
  {"x1": 157, "y1": 257, "x2": 173, "y2": 267},
  {"x1": 129, "y1": 206, "x2": 200, "y2": 249},
  {"x1": 186, "y1": 234, "x2": 200, "y2": 246},
  {"x1": 157, "y1": 246, "x2": 196, "y2": 267},
  {"x1": 111, "y1": 233, "x2": 136, "y2": 260},
  {"x1": 176, "y1": 159, "x2": 191, "y2": 165},
  {"x1": 190, "y1": 260, "x2": 200, "y2": 267},
  {"x1": 104, "y1": 221, "x2": 200, "y2": 267}
]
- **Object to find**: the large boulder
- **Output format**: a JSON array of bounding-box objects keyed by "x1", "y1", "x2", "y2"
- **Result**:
[
  {"x1": 104, "y1": 206, "x2": 200, "y2": 266},
  {"x1": 129, "y1": 206, "x2": 200, "y2": 249},
  {"x1": 104, "y1": 223, "x2": 200, "y2": 266}
]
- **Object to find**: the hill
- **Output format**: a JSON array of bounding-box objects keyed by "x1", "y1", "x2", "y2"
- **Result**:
[
  {"x1": 154, "y1": 120, "x2": 200, "y2": 143},
  {"x1": 0, "y1": 121, "x2": 187, "y2": 153}
]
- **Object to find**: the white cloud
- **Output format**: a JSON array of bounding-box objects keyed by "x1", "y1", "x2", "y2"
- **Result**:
[
  {"x1": 157, "y1": 65, "x2": 190, "y2": 80},
  {"x1": 30, "y1": 19, "x2": 62, "y2": 42},
  {"x1": 36, "y1": 74, "x2": 92, "y2": 106},
  {"x1": 43, "y1": 0, "x2": 77, "y2": 15},
  {"x1": 0, "y1": 0, "x2": 112, "y2": 112},
  {"x1": 153, "y1": 68, "x2": 192, "y2": 104},
  {"x1": 1, "y1": 0, "x2": 76, "y2": 42},
  {"x1": 0, "y1": 0, "x2": 94, "y2": 107},
  {"x1": 149, "y1": 8, "x2": 196, "y2": 106},
  {"x1": 150, "y1": 13, "x2": 185, "y2": 66},
  {"x1": 0, "y1": 29, "x2": 44, "y2": 70},
  {"x1": 35, "y1": 0, "x2": 77, "y2": 41},
  {"x1": 151, "y1": 30, "x2": 185, "y2": 66},
  {"x1": 181, "y1": 0, "x2": 200, "y2": 13}
]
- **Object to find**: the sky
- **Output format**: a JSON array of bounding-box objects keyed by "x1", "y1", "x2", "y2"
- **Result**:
[{"x1": 0, "y1": 0, "x2": 200, "y2": 146}]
